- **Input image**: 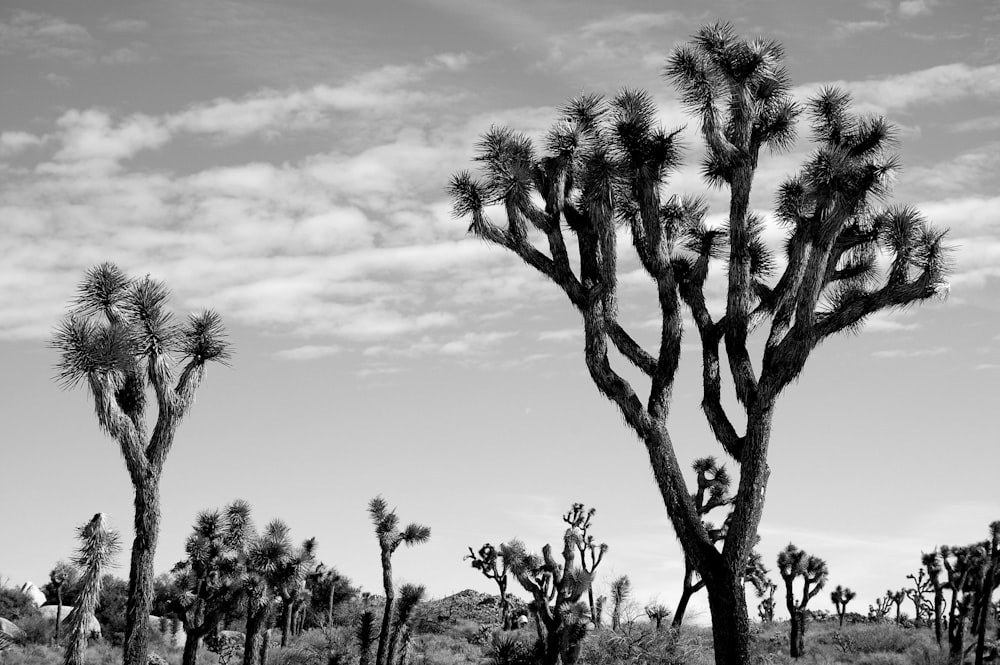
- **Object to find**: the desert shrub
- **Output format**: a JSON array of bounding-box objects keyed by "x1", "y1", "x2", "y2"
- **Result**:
[
  {"x1": 17, "y1": 612, "x2": 55, "y2": 644},
  {"x1": 407, "y1": 630, "x2": 486, "y2": 664},
  {"x1": 94, "y1": 576, "x2": 129, "y2": 645},
  {"x1": 0, "y1": 588, "x2": 40, "y2": 622},
  {"x1": 832, "y1": 624, "x2": 935, "y2": 654},
  {"x1": 579, "y1": 624, "x2": 714, "y2": 665},
  {"x1": 855, "y1": 654, "x2": 912, "y2": 665},
  {"x1": 267, "y1": 627, "x2": 356, "y2": 665},
  {"x1": 483, "y1": 630, "x2": 536, "y2": 665}
]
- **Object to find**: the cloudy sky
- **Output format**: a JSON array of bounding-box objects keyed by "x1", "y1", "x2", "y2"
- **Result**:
[{"x1": 2, "y1": 0, "x2": 998, "y2": 624}]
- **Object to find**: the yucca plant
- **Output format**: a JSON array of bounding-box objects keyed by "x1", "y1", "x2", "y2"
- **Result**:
[
  {"x1": 830, "y1": 585, "x2": 856, "y2": 628},
  {"x1": 502, "y1": 507, "x2": 604, "y2": 665},
  {"x1": 644, "y1": 604, "x2": 671, "y2": 632},
  {"x1": 386, "y1": 584, "x2": 424, "y2": 665},
  {"x1": 609, "y1": 575, "x2": 631, "y2": 632},
  {"x1": 368, "y1": 496, "x2": 431, "y2": 665},
  {"x1": 52, "y1": 263, "x2": 231, "y2": 665},
  {"x1": 242, "y1": 519, "x2": 298, "y2": 665},
  {"x1": 64, "y1": 513, "x2": 121, "y2": 665},
  {"x1": 357, "y1": 609, "x2": 375, "y2": 665},
  {"x1": 448, "y1": 21, "x2": 948, "y2": 665},
  {"x1": 777, "y1": 543, "x2": 828, "y2": 658},
  {"x1": 467, "y1": 544, "x2": 513, "y2": 630},
  {"x1": 563, "y1": 504, "x2": 608, "y2": 627},
  {"x1": 274, "y1": 536, "x2": 318, "y2": 647},
  {"x1": 168, "y1": 500, "x2": 253, "y2": 665}
]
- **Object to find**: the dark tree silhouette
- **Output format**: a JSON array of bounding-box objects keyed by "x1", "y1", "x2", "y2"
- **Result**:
[
  {"x1": 357, "y1": 609, "x2": 375, "y2": 665},
  {"x1": 386, "y1": 584, "x2": 424, "y2": 665},
  {"x1": 448, "y1": 22, "x2": 948, "y2": 665},
  {"x1": 941, "y1": 543, "x2": 984, "y2": 664},
  {"x1": 368, "y1": 496, "x2": 430, "y2": 665},
  {"x1": 887, "y1": 589, "x2": 905, "y2": 624},
  {"x1": 777, "y1": 544, "x2": 828, "y2": 658},
  {"x1": 645, "y1": 603, "x2": 671, "y2": 632},
  {"x1": 830, "y1": 585, "x2": 856, "y2": 628},
  {"x1": 905, "y1": 568, "x2": 934, "y2": 627},
  {"x1": 973, "y1": 522, "x2": 1000, "y2": 665},
  {"x1": 923, "y1": 551, "x2": 946, "y2": 646},
  {"x1": 609, "y1": 575, "x2": 631, "y2": 632},
  {"x1": 49, "y1": 561, "x2": 78, "y2": 643},
  {"x1": 466, "y1": 544, "x2": 513, "y2": 629},
  {"x1": 52, "y1": 263, "x2": 231, "y2": 665},
  {"x1": 757, "y1": 581, "x2": 777, "y2": 623}
]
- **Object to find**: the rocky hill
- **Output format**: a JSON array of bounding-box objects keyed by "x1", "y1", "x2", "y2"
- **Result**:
[{"x1": 413, "y1": 589, "x2": 528, "y2": 633}]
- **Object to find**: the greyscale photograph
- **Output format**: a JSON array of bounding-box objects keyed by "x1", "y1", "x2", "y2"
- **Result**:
[{"x1": 0, "y1": 1, "x2": 997, "y2": 664}]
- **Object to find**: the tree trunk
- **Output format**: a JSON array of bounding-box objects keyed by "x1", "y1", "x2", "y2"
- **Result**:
[
  {"x1": 933, "y1": 589, "x2": 944, "y2": 646},
  {"x1": 123, "y1": 474, "x2": 161, "y2": 665},
  {"x1": 280, "y1": 598, "x2": 292, "y2": 647},
  {"x1": 375, "y1": 550, "x2": 394, "y2": 665},
  {"x1": 244, "y1": 609, "x2": 266, "y2": 665},
  {"x1": 326, "y1": 584, "x2": 335, "y2": 627},
  {"x1": 671, "y1": 581, "x2": 695, "y2": 629},
  {"x1": 789, "y1": 610, "x2": 805, "y2": 658},
  {"x1": 55, "y1": 588, "x2": 63, "y2": 642},
  {"x1": 541, "y1": 625, "x2": 560, "y2": 665},
  {"x1": 587, "y1": 587, "x2": 595, "y2": 627},
  {"x1": 975, "y1": 553, "x2": 997, "y2": 665},
  {"x1": 259, "y1": 628, "x2": 270, "y2": 665},
  {"x1": 704, "y1": 571, "x2": 753, "y2": 665},
  {"x1": 181, "y1": 632, "x2": 201, "y2": 665}
]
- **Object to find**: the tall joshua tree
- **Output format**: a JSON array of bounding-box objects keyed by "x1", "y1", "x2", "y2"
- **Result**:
[
  {"x1": 273, "y1": 537, "x2": 318, "y2": 647},
  {"x1": 64, "y1": 514, "x2": 121, "y2": 665},
  {"x1": 973, "y1": 522, "x2": 1000, "y2": 665},
  {"x1": 49, "y1": 561, "x2": 78, "y2": 642},
  {"x1": 368, "y1": 496, "x2": 431, "y2": 665},
  {"x1": 242, "y1": 519, "x2": 298, "y2": 665},
  {"x1": 941, "y1": 543, "x2": 985, "y2": 663},
  {"x1": 905, "y1": 568, "x2": 934, "y2": 627},
  {"x1": 467, "y1": 544, "x2": 513, "y2": 629},
  {"x1": 923, "y1": 551, "x2": 946, "y2": 646},
  {"x1": 169, "y1": 500, "x2": 253, "y2": 665},
  {"x1": 563, "y1": 503, "x2": 608, "y2": 626},
  {"x1": 830, "y1": 585, "x2": 856, "y2": 628},
  {"x1": 448, "y1": 22, "x2": 948, "y2": 665},
  {"x1": 52, "y1": 263, "x2": 231, "y2": 665},
  {"x1": 777, "y1": 544, "x2": 828, "y2": 658}
]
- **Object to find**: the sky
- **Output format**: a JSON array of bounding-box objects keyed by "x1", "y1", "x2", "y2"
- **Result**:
[{"x1": 1, "y1": 0, "x2": 998, "y2": 626}]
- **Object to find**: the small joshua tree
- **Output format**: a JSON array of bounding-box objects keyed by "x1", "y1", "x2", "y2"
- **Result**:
[
  {"x1": 923, "y1": 551, "x2": 946, "y2": 645},
  {"x1": 273, "y1": 537, "x2": 318, "y2": 647},
  {"x1": 503, "y1": 515, "x2": 600, "y2": 665},
  {"x1": 830, "y1": 585, "x2": 856, "y2": 628},
  {"x1": 887, "y1": 589, "x2": 905, "y2": 624},
  {"x1": 610, "y1": 575, "x2": 632, "y2": 632},
  {"x1": 645, "y1": 603, "x2": 671, "y2": 632},
  {"x1": 757, "y1": 581, "x2": 777, "y2": 623},
  {"x1": 64, "y1": 514, "x2": 121, "y2": 665},
  {"x1": 467, "y1": 544, "x2": 513, "y2": 629},
  {"x1": 386, "y1": 584, "x2": 424, "y2": 665},
  {"x1": 777, "y1": 544, "x2": 828, "y2": 658},
  {"x1": 563, "y1": 503, "x2": 608, "y2": 626},
  {"x1": 368, "y1": 496, "x2": 431, "y2": 665},
  {"x1": 49, "y1": 561, "x2": 78, "y2": 642},
  {"x1": 868, "y1": 593, "x2": 893, "y2": 622},
  {"x1": 52, "y1": 263, "x2": 231, "y2": 665},
  {"x1": 905, "y1": 568, "x2": 934, "y2": 627}
]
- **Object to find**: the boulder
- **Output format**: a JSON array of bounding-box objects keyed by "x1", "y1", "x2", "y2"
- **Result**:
[
  {"x1": 0, "y1": 617, "x2": 25, "y2": 640},
  {"x1": 17, "y1": 582, "x2": 45, "y2": 607},
  {"x1": 38, "y1": 605, "x2": 101, "y2": 637}
]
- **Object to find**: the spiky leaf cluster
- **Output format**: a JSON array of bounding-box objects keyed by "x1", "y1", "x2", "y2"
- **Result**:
[
  {"x1": 368, "y1": 496, "x2": 431, "y2": 554},
  {"x1": 778, "y1": 543, "x2": 828, "y2": 611}
]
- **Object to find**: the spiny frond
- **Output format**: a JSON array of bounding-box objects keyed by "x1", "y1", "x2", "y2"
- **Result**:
[
  {"x1": 664, "y1": 46, "x2": 716, "y2": 114},
  {"x1": 368, "y1": 496, "x2": 398, "y2": 535},
  {"x1": 74, "y1": 262, "x2": 133, "y2": 321},
  {"x1": 560, "y1": 93, "x2": 607, "y2": 133},
  {"x1": 759, "y1": 99, "x2": 800, "y2": 153},
  {"x1": 52, "y1": 317, "x2": 134, "y2": 389},
  {"x1": 809, "y1": 87, "x2": 853, "y2": 144},
  {"x1": 125, "y1": 277, "x2": 177, "y2": 353},
  {"x1": 180, "y1": 310, "x2": 231, "y2": 365},
  {"x1": 447, "y1": 171, "x2": 494, "y2": 237},
  {"x1": 847, "y1": 115, "x2": 897, "y2": 158}
]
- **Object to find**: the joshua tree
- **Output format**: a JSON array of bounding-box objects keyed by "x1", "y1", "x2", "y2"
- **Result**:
[
  {"x1": 973, "y1": 522, "x2": 1000, "y2": 665},
  {"x1": 830, "y1": 585, "x2": 856, "y2": 628},
  {"x1": 610, "y1": 575, "x2": 632, "y2": 632},
  {"x1": 274, "y1": 537, "x2": 318, "y2": 647},
  {"x1": 52, "y1": 263, "x2": 231, "y2": 665},
  {"x1": 563, "y1": 504, "x2": 609, "y2": 626},
  {"x1": 368, "y1": 496, "x2": 431, "y2": 665},
  {"x1": 448, "y1": 22, "x2": 948, "y2": 665},
  {"x1": 868, "y1": 593, "x2": 893, "y2": 622},
  {"x1": 49, "y1": 561, "x2": 78, "y2": 642},
  {"x1": 757, "y1": 581, "x2": 777, "y2": 623},
  {"x1": 308, "y1": 564, "x2": 351, "y2": 628},
  {"x1": 594, "y1": 595, "x2": 606, "y2": 628},
  {"x1": 923, "y1": 551, "x2": 946, "y2": 646},
  {"x1": 242, "y1": 519, "x2": 304, "y2": 665},
  {"x1": 357, "y1": 609, "x2": 375, "y2": 665},
  {"x1": 467, "y1": 544, "x2": 513, "y2": 629},
  {"x1": 645, "y1": 603, "x2": 671, "y2": 632},
  {"x1": 64, "y1": 514, "x2": 121, "y2": 665},
  {"x1": 905, "y1": 568, "x2": 934, "y2": 627},
  {"x1": 941, "y1": 543, "x2": 985, "y2": 663},
  {"x1": 168, "y1": 500, "x2": 253, "y2": 665},
  {"x1": 887, "y1": 589, "x2": 905, "y2": 624},
  {"x1": 503, "y1": 521, "x2": 600, "y2": 665},
  {"x1": 777, "y1": 544, "x2": 828, "y2": 658},
  {"x1": 386, "y1": 584, "x2": 424, "y2": 665}
]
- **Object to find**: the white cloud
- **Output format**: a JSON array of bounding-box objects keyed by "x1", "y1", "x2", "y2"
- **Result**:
[
  {"x1": 872, "y1": 346, "x2": 950, "y2": 359},
  {"x1": 275, "y1": 345, "x2": 343, "y2": 361},
  {"x1": 0, "y1": 10, "x2": 93, "y2": 59},
  {"x1": 898, "y1": 0, "x2": 938, "y2": 18},
  {"x1": 103, "y1": 18, "x2": 149, "y2": 33},
  {"x1": 0, "y1": 131, "x2": 43, "y2": 156}
]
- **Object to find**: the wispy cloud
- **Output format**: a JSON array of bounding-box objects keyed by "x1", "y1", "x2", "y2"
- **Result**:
[
  {"x1": 872, "y1": 346, "x2": 950, "y2": 359},
  {"x1": 0, "y1": 10, "x2": 94, "y2": 59}
]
